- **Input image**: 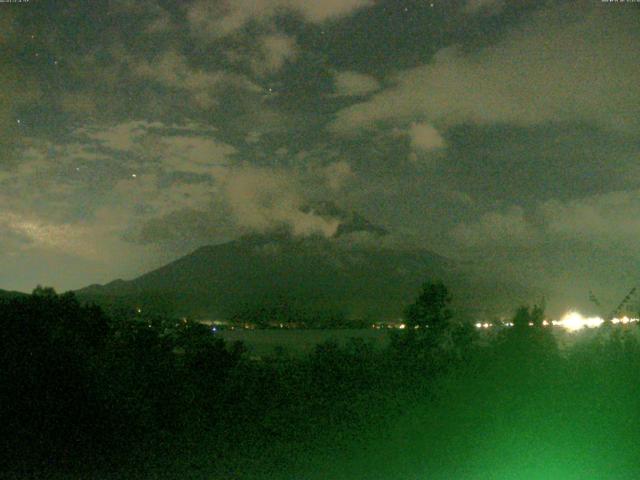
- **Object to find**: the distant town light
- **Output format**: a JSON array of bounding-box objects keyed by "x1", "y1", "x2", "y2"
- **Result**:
[
  {"x1": 472, "y1": 312, "x2": 638, "y2": 332},
  {"x1": 555, "y1": 312, "x2": 604, "y2": 331}
]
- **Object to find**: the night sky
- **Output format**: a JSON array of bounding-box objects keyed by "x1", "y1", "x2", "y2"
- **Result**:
[{"x1": 1, "y1": 0, "x2": 639, "y2": 312}]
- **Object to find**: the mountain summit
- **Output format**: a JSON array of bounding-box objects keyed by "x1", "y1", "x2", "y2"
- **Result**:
[
  {"x1": 76, "y1": 206, "x2": 457, "y2": 321},
  {"x1": 77, "y1": 207, "x2": 531, "y2": 322},
  {"x1": 300, "y1": 201, "x2": 388, "y2": 238}
]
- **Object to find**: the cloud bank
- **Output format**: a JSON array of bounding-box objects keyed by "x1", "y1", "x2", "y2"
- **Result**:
[{"x1": 331, "y1": 6, "x2": 640, "y2": 134}]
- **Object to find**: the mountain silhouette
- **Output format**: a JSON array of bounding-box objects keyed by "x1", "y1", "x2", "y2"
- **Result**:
[
  {"x1": 0, "y1": 289, "x2": 27, "y2": 300},
  {"x1": 77, "y1": 207, "x2": 531, "y2": 322}
]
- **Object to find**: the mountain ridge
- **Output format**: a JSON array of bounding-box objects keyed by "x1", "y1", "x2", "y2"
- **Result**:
[{"x1": 76, "y1": 206, "x2": 533, "y2": 321}]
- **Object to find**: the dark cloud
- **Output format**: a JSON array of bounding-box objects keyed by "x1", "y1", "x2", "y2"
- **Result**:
[
  {"x1": 331, "y1": 5, "x2": 640, "y2": 134},
  {"x1": 186, "y1": 0, "x2": 374, "y2": 39}
]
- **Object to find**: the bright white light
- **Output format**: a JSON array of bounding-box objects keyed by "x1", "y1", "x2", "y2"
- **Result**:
[
  {"x1": 555, "y1": 311, "x2": 604, "y2": 331},
  {"x1": 473, "y1": 312, "x2": 638, "y2": 331},
  {"x1": 554, "y1": 312, "x2": 638, "y2": 332}
]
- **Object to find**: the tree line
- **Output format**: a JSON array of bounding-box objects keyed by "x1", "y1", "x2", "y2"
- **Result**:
[{"x1": 1, "y1": 282, "x2": 639, "y2": 479}]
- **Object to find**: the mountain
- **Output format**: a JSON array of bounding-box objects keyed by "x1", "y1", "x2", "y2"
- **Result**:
[
  {"x1": 79, "y1": 238, "x2": 441, "y2": 320},
  {"x1": 77, "y1": 207, "x2": 532, "y2": 322},
  {"x1": 0, "y1": 289, "x2": 28, "y2": 300}
]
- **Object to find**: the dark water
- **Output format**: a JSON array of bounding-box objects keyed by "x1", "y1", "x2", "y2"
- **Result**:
[
  {"x1": 217, "y1": 326, "x2": 640, "y2": 357},
  {"x1": 217, "y1": 328, "x2": 390, "y2": 356}
]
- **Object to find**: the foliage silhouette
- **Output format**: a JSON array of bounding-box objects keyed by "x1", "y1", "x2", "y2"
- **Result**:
[
  {"x1": 2, "y1": 286, "x2": 640, "y2": 479},
  {"x1": 404, "y1": 280, "x2": 453, "y2": 332}
]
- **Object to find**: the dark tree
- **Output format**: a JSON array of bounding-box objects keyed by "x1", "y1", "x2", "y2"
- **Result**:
[
  {"x1": 512, "y1": 303, "x2": 543, "y2": 329},
  {"x1": 499, "y1": 303, "x2": 558, "y2": 366},
  {"x1": 404, "y1": 280, "x2": 453, "y2": 333}
]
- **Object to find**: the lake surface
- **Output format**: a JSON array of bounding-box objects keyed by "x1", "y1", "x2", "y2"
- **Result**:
[
  {"x1": 217, "y1": 325, "x2": 637, "y2": 357},
  {"x1": 217, "y1": 328, "x2": 390, "y2": 357}
]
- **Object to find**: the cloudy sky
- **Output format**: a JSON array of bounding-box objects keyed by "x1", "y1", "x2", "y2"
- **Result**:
[{"x1": 1, "y1": 0, "x2": 639, "y2": 311}]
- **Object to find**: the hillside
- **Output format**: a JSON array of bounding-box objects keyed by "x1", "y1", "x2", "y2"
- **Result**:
[
  {"x1": 77, "y1": 206, "x2": 532, "y2": 322},
  {"x1": 0, "y1": 289, "x2": 28, "y2": 300}
]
